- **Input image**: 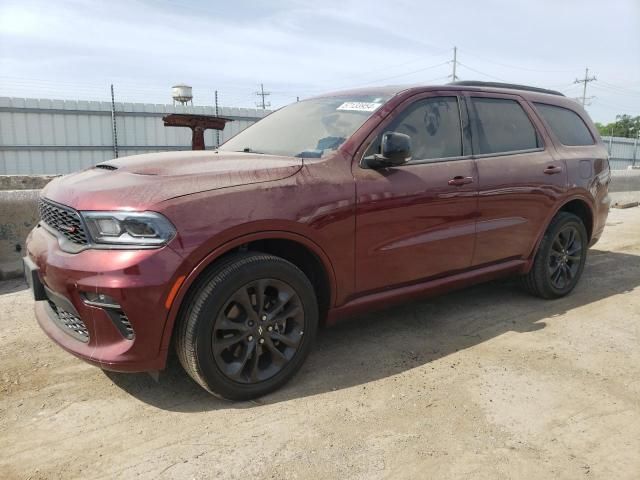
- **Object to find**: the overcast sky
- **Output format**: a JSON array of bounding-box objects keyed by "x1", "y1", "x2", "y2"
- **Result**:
[{"x1": 1, "y1": 0, "x2": 639, "y2": 123}]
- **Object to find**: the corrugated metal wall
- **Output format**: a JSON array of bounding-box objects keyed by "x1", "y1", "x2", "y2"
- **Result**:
[
  {"x1": 602, "y1": 136, "x2": 640, "y2": 170},
  {"x1": 0, "y1": 96, "x2": 270, "y2": 174},
  {"x1": 2, "y1": 96, "x2": 637, "y2": 174}
]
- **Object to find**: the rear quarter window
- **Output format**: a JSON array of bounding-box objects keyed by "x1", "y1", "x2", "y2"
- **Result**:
[{"x1": 533, "y1": 103, "x2": 594, "y2": 146}]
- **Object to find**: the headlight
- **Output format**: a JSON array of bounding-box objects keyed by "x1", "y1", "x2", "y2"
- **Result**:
[{"x1": 81, "y1": 211, "x2": 176, "y2": 247}]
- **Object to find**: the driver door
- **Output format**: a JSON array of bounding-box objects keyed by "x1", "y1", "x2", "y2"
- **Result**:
[{"x1": 353, "y1": 93, "x2": 478, "y2": 294}]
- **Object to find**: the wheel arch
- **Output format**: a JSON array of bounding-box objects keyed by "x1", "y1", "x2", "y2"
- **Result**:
[
  {"x1": 556, "y1": 198, "x2": 594, "y2": 240},
  {"x1": 159, "y1": 230, "x2": 337, "y2": 354},
  {"x1": 525, "y1": 195, "x2": 595, "y2": 271}
]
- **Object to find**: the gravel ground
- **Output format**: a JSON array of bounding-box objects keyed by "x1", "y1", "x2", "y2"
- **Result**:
[{"x1": 1, "y1": 208, "x2": 639, "y2": 480}]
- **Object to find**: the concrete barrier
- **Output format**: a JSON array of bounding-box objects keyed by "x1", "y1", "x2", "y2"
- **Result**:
[
  {"x1": 0, "y1": 175, "x2": 58, "y2": 191},
  {"x1": 610, "y1": 169, "x2": 640, "y2": 193},
  {"x1": 0, "y1": 190, "x2": 40, "y2": 280},
  {"x1": 0, "y1": 175, "x2": 56, "y2": 279}
]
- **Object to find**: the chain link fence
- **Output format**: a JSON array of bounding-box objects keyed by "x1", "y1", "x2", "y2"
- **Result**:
[{"x1": 602, "y1": 136, "x2": 639, "y2": 170}]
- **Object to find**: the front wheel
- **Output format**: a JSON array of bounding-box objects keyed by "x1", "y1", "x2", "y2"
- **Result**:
[
  {"x1": 520, "y1": 212, "x2": 588, "y2": 299},
  {"x1": 175, "y1": 253, "x2": 318, "y2": 400}
]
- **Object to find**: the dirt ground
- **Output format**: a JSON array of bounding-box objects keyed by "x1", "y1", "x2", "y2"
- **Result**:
[{"x1": 1, "y1": 208, "x2": 639, "y2": 480}]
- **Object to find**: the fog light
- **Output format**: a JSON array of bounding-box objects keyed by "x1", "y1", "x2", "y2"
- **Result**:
[{"x1": 82, "y1": 292, "x2": 120, "y2": 308}]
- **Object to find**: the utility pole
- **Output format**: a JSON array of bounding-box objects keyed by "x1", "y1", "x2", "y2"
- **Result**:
[
  {"x1": 574, "y1": 67, "x2": 596, "y2": 107},
  {"x1": 451, "y1": 46, "x2": 458, "y2": 82},
  {"x1": 255, "y1": 83, "x2": 271, "y2": 110},
  {"x1": 214, "y1": 90, "x2": 220, "y2": 147},
  {"x1": 110, "y1": 84, "x2": 119, "y2": 158}
]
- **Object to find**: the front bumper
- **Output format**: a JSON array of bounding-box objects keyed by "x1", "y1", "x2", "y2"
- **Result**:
[{"x1": 25, "y1": 223, "x2": 184, "y2": 372}]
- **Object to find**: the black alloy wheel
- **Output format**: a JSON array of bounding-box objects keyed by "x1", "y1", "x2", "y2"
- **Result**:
[
  {"x1": 212, "y1": 279, "x2": 305, "y2": 384},
  {"x1": 176, "y1": 253, "x2": 318, "y2": 400},
  {"x1": 548, "y1": 225, "x2": 583, "y2": 290},
  {"x1": 520, "y1": 211, "x2": 588, "y2": 299}
]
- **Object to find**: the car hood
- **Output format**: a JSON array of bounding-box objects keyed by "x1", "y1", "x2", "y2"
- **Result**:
[{"x1": 42, "y1": 151, "x2": 303, "y2": 211}]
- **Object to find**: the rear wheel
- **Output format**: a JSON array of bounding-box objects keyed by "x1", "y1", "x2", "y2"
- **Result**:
[
  {"x1": 176, "y1": 253, "x2": 318, "y2": 400},
  {"x1": 520, "y1": 212, "x2": 588, "y2": 299}
]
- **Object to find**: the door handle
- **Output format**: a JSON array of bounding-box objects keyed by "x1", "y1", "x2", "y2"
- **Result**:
[
  {"x1": 448, "y1": 176, "x2": 473, "y2": 186},
  {"x1": 544, "y1": 165, "x2": 563, "y2": 175}
]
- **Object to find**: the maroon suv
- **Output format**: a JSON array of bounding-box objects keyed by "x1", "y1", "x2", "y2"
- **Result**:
[{"x1": 24, "y1": 81, "x2": 610, "y2": 399}]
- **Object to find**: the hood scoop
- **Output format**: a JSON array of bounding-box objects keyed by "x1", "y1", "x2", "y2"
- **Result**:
[{"x1": 95, "y1": 164, "x2": 118, "y2": 171}]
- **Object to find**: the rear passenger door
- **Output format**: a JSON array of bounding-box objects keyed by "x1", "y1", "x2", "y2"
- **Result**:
[{"x1": 467, "y1": 93, "x2": 567, "y2": 266}]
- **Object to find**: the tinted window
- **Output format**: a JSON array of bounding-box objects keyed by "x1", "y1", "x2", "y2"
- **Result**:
[
  {"x1": 471, "y1": 98, "x2": 540, "y2": 154},
  {"x1": 365, "y1": 97, "x2": 462, "y2": 161},
  {"x1": 534, "y1": 103, "x2": 594, "y2": 146}
]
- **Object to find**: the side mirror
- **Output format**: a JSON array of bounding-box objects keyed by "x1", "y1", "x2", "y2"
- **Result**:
[{"x1": 363, "y1": 131, "x2": 411, "y2": 169}]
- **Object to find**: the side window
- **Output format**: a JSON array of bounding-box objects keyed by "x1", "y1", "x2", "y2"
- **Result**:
[
  {"x1": 365, "y1": 97, "x2": 463, "y2": 161},
  {"x1": 533, "y1": 103, "x2": 594, "y2": 146},
  {"x1": 470, "y1": 97, "x2": 541, "y2": 155}
]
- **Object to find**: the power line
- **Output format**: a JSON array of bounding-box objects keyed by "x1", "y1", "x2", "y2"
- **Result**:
[
  {"x1": 340, "y1": 61, "x2": 450, "y2": 89},
  {"x1": 574, "y1": 67, "x2": 597, "y2": 107},
  {"x1": 424, "y1": 74, "x2": 453, "y2": 84},
  {"x1": 547, "y1": 82, "x2": 581, "y2": 91},
  {"x1": 455, "y1": 48, "x2": 576, "y2": 73},
  {"x1": 599, "y1": 81, "x2": 640, "y2": 93},
  {"x1": 297, "y1": 58, "x2": 451, "y2": 93},
  {"x1": 456, "y1": 62, "x2": 509, "y2": 82},
  {"x1": 571, "y1": 96, "x2": 595, "y2": 107},
  {"x1": 592, "y1": 82, "x2": 640, "y2": 98},
  {"x1": 593, "y1": 98, "x2": 639, "y2": 113},
  {"x1": 4, "y1": 55, "x2": 635, "y2": 116},
  {"x1": 323, "y1": 47, "x2": 451, "y2": 87}
]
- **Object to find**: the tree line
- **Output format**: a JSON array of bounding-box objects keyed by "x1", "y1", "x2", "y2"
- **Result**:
[{"x1": 595, "y1": 115, "x2": 640, "y2": 138}]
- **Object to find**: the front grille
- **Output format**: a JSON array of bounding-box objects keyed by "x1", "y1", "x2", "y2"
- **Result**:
[
  {"x1": 39, "y1": 198, "x2": 89, "y2": 245},
  {"x1": 95, "y1": 164, "x2": 117, "y2": 170},
  {"x1": 48, "y1": 301, "x2": 89, "y2": 342}
]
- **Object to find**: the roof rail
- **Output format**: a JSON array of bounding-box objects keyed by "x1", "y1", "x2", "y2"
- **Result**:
[{"x1": 448, "y1": 81, "x2": 565, "y2": 97}]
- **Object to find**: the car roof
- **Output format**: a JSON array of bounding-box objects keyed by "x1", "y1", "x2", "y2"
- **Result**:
[
  {"x1": 314, "y1": 81, "x2": 567, "y2": 102},
  {"x1": 448, "y1": 81, "x2": 564, "y2": 97}
]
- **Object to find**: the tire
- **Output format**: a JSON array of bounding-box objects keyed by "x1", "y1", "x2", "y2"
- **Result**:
[
  {"x1": 520, "y1": 212, "x2": 588, "y2": 299},
  {"x1": 175, "y1": 252, "x2": 318, "y2": 400}
]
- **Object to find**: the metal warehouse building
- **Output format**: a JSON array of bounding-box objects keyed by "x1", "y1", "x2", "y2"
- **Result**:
[{"x1": 0, "y1": 96, "x2": 269, "y2": 175}]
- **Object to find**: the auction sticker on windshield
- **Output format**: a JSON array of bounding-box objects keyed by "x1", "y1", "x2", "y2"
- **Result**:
[{"x1": 336, "y1": 102, "x2": 382, "y2": 112}]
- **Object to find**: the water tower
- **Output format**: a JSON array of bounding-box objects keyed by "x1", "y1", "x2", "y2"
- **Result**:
[{"x1": 171, "y1": 84, "x2": 193, "y2": 106}]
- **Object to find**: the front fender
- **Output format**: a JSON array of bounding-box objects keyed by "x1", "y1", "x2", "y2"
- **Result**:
[{"x1": 157, "y1": 228, "x2": 338, "y2": 355}]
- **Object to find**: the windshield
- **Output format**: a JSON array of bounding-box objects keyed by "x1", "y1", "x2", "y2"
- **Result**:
[{"x1": 218, "y1": 95, "x2": 391, "y2": 158}]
